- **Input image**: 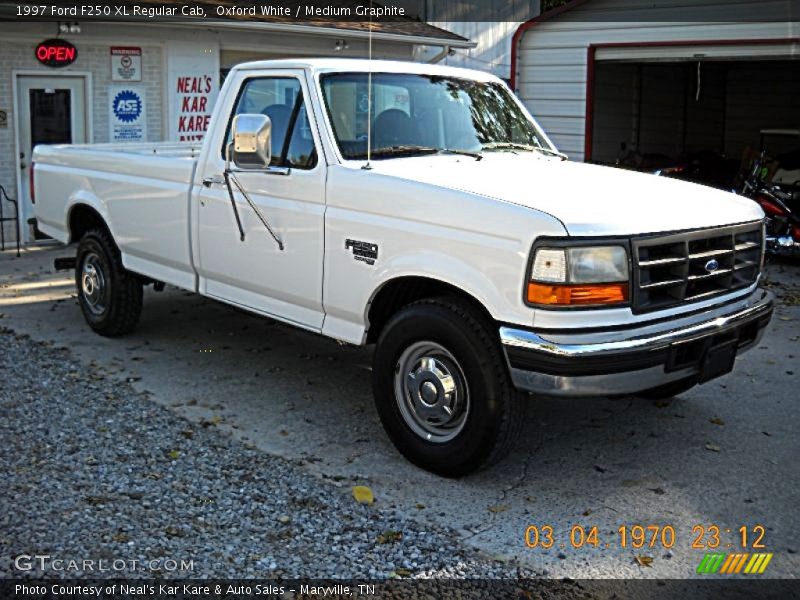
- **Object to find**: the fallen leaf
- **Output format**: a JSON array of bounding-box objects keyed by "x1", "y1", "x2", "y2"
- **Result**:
[
  {"x1": 709, "y1": 417, "x2": 725, "y2": 426},
  {"x1": 488, "y1": 505, "x2": 509, "y2": 513},
  {"x1": 654, "y1": 400, "x2": 670, "y2": 408},
  {"x1": 582, "y1": 508, "x2": 593, "y2": 516},
  {"x1": 705, "y1": 443, "x2": 721, "y2": 453},
  {"x1": 634, "y1": 555, "x2": 654, "y2": 567},
  {"x1": 180, "y1": 429, "x2": 193, "y2": 439},
  {"x1": 415, "y1": 503, "x2": 425, "y2": 510},
  {"x1": 111, "y1": 532, "x2": 129, "y2": 543},
  {"x1": 377, "y1": 529, "x2": 403, "y2": 544},
  {"x1": 648, "y1": 487, "x2": 666, "y2": 495},
  {"x1": 594, "y1": 465, "x2": 607, "y2": 473},
  {"x1": 352, "y1": 485, "x2": 374, "y2": 505},
  {"x1": 393, "y1": 568, "x2": 412, "y2": 577},
  {"x1": 167, "y1": 449, "x2": 180, "y2": 460},
  {"x1": 277, "y1": 515, "x2": 291, "y2": 525},
  {"x1": 778, "y1": 316, "x2": 793, "y2": 321}
]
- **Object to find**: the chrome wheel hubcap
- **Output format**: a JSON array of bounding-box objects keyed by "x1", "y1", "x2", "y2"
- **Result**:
[
  {"x1": 394, "y1": 341, "x2": 469, "y2": 443},
  {"x1": 81, "y1": 253, "x2": 107, "y2": 316}
]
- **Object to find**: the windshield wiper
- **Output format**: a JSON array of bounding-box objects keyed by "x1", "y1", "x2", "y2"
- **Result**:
[
  {"x1": 482, "y1": 142, "x2": 568, "y2": 160},
  {"x1": 439, "y1": 148, "x2": 483, "y2": 160},
  {"x1": 351, "y1": 145, "x2": 482, "y2": 161}
]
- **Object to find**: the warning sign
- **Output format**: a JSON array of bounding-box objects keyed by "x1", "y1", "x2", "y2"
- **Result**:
[{"x1": 110, "y1": 47, "x2": 141, "y2": 82}]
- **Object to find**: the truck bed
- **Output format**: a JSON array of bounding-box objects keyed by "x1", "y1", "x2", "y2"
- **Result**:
[{"x1": 34, "y1": 141, "x2": 201, "y2": 291}]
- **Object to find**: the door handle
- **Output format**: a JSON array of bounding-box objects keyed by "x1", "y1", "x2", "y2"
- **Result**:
[{"x1": 202, "y1": 175, "x2": 224, "y2": 187}]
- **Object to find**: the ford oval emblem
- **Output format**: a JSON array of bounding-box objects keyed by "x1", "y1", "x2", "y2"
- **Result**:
[{"x1": 705, "y1": 259, "x2": 720, "y2": 273}]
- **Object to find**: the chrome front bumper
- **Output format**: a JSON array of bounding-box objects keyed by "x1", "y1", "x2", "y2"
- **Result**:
[{"x1": 500, "y1": 288, "x2": 774, "y2": 397}]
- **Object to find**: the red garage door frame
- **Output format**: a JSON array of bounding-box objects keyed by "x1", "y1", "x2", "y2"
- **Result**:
[{"x1": 583, "y1": 38, "x2": 800, "y2": 162}]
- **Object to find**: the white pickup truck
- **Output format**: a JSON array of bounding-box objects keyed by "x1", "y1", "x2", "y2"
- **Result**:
[{"x1": 33, "y1": 59, "x2": 774, "y2": 475}]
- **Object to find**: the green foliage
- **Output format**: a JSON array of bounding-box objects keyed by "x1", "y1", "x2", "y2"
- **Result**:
[{"x1": 542, "y1": 0, "x2": 573, "y2": 13}]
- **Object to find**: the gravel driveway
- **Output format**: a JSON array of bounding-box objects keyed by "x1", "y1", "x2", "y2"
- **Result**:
[
  {"x1": 1, "y1": 246, "x2": 798, "y2": 586},
  {"x1": 0, "y1": 327, "x2": 530, "y2": 580}
]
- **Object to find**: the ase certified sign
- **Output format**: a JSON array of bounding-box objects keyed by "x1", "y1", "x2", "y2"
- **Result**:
[{"x1": 109, "y1": 86, "x2": 146, "y2": 142}]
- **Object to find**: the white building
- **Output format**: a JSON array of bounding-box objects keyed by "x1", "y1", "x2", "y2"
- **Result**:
[
  {"x1": 512, "y1": 0, "x2": 799, "y2": 162},
  {"x1": 419, "y1": 0, "x2": 542, "y2": 80},
  {"x1": 0, "y1": 10, "x2": 472, "y2": 245}
]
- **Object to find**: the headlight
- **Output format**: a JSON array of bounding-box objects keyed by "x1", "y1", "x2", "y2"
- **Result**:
[{"x1": 527, "y1": 245, "x2": 629, "y2": 307}]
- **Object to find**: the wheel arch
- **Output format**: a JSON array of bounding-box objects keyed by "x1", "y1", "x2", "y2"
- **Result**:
[
  {"x1": 67, "y1": 201, "x2": 112, "y2": 244},
  {"x1": 365, "y1": 275, "x2": 496, "y2": 344}
]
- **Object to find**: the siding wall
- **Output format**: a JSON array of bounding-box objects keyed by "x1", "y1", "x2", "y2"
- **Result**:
[
  {"x1": 413, "y1": 1, "x2": 541, "y2": 78},
  {"x1": 516, "y1": 0, "x2": 800, "y2": 161}
]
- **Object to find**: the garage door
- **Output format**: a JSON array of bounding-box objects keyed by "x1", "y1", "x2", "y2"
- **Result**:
[{"x1": 589, "y1": 56, "x2": 800, "y2": 187}]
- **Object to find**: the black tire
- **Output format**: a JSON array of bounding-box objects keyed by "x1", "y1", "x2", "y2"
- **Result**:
[
  {"x1": 636, "y1": 378, "x2": 697, "y2": 400},
  {"x1": 75, "y1": 228, "x2": 143, "y2": 336},
  {"x1": 372, "y1": 297, "x2": 525, "y2": 477}
]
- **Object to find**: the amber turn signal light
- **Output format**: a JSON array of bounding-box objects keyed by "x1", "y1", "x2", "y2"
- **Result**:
[{"x1": 527, "y1": 282, "x2": 629, "y2": 306}]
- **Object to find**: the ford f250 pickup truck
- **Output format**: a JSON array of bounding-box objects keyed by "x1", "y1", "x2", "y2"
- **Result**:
[{"x1": 33, "y1": 59, "x2": 774, "y2": 476}]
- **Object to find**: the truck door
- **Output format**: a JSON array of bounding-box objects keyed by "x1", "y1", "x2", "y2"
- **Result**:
[{"x1": 194, "y1": 70, "x2": 325, "y2": 330}]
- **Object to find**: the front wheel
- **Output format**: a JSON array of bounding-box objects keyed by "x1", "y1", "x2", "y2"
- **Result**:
[
  {"x1": 372, "y1": 298, "x2": 525, "y2": 477},
  {"x1": 76, "y1": 228, "x2": 143, "y2": 336}
]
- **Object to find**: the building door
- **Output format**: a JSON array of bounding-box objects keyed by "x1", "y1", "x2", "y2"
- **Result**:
[{"x1": 16, "y1": 75, "x2": 87, "y2": 241}]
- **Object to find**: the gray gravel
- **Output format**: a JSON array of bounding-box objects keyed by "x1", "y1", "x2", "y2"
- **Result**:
[{"x1": 0, "y1": 326, "x2": 536, "y2": 580}]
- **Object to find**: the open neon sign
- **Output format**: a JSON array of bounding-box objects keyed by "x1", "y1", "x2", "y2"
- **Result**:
[{"x1": 35, "y1": 39, "x2": 77, "y2": 67}]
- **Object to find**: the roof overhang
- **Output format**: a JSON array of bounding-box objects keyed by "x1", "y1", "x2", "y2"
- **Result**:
[
  {"x1": 15, "y1": 15, "x2": 478, "y2": 49},
  {"x1": 182, "y1": 20, "x2": 476, "y2": 48}
]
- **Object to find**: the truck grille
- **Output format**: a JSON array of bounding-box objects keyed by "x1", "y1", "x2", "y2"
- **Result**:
[{"x1": 632, "y1": 222, "x2": 763, "y2": 313}]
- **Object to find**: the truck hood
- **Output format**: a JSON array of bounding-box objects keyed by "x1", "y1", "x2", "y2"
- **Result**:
[{"x1": 363, "y1": 153, "x2": 763, "y2": 236}]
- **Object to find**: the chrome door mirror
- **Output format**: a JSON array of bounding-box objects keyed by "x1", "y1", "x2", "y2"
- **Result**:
[{"x1": 228, "y1": 114, "x2": 271, "y2": 170}]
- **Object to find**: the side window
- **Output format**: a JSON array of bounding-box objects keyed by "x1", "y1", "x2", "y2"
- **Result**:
[{"x1": 224, "y1": 77, "x2": 317, "y2": 169}]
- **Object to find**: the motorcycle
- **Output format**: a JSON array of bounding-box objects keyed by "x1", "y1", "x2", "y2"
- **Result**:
[{"x1": 737, "y1": 149, "x2": 800, "y2": 257}]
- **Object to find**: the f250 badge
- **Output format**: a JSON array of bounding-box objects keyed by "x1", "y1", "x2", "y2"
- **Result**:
[{"x1": 345, "y1": 239, "x2": 379, "y2": 265}]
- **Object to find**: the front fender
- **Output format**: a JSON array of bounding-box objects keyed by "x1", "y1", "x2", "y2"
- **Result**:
[{"x1": 369, "y1": 251, "x2": 511, "y2": 322}]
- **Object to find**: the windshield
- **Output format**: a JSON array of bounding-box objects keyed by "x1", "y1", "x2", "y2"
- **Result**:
[{"x1": 319, "y1": 72, "x2": 551, "y2": 160}]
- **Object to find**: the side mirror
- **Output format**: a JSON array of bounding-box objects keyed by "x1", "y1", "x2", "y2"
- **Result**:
[{"x1": 228, "y1": 114, "x2": 271, "y2": 170}]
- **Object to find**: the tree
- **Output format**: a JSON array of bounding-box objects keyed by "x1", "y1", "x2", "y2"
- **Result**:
[{"x1": 542, "y1": 0, "x2": 573, "y2": 12}]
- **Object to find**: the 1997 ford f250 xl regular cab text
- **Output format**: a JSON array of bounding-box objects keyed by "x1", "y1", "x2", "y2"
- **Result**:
[{"x1": 32, "y1": 59, "x2": 774, "y2": 475}]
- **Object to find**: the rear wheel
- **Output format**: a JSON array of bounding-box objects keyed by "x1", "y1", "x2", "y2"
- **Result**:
[
  {"x1": 372, "y1": 298, "x2": 525, "y2": 477},
  {"x1": 76, "y1": 228, "x2": 143, "y2": 336}
]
